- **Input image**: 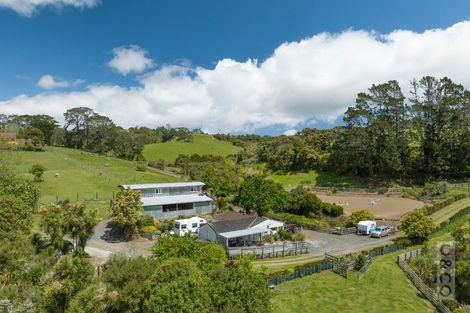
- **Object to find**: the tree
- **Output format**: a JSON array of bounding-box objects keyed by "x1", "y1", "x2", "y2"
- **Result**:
[
  {"x1": 0, "y1": 158, "x2": 39, "y2": 209},
  {"x1": 400, "y1": 209, "x2": 434, "y2": 243},
  {"x1": 109, "y1": 188, "x2": 143, "y2": 239},
  {"x1": 0, "y1": 195, "x2": 32, "y2": 236},
  {"x1": 152, "y1": 235, "x2": 227, "y2": 276},
  {"x1": 347, "y1": 210, "x2": 374, "y2": 227},
  {"x1": 66, "y1": 281, "x2": 117, "y2": 313},
  {"x1": 289, "y1": 186, "x2": 322, "y2": 216},
  {"x1": 143, "y1": 258, "x2": 212, "y2": 313},
  {"x1": 238, "y1": 175, "x2": 291, "y2": 215},
  {"x1": 29, "y1": 163, "x2": 46, "y2": 182},
  {"x1": 41, "y1": 253, "x2": 95, "y2": 313},
  {"x1": 101, "y1": 256, "x2": 156, "y2": 313},
  {"x1": 64, "y1": 107, "x2": 95, "y2": 149},
  {"x1": 39, "y1": 204, "x2": 66, "y2": 250},
  {"x1": 64, "y1": 204, "x2": 98, "y2": 249},
  {"x1": 211, "y1": 257, "x2": 271, "y2": 313}
]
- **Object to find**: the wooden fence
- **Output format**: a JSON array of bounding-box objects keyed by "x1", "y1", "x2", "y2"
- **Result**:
[
  {"x1": 397, "y1": 250, "x2": 451, "y2": 313},
  {"x1": 227, "y1": 241, "x2": 308, "y2": 259},
  {"x1": 266, "y1": 242, "x2": 407, "y2": 286}
]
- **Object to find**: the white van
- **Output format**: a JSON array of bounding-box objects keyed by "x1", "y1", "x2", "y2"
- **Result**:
[
  {"x1": 174, "y1": 216, "x2": 207, "y2": 236},
  {"x1": 357, "y1": 220, "x2": 376, "y2": 235}
]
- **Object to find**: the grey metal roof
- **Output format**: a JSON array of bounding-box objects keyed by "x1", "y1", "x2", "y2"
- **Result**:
[
  {"x1": 219, "y1": 227, "x2": 270, "y2": 239},
  {"x1": 141, "y1": 194, "x2": 213, "y2": 206},
  {"x1": 120, "y1": 182, "x2": 205, "y2": 189},
  {"x1": 208, "y1": 213, "x2": 267, "y2": 233}
]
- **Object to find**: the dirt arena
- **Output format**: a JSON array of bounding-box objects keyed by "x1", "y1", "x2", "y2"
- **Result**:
[{"x1": 317, "y1": 192, "x2": 425, "y2": 220}]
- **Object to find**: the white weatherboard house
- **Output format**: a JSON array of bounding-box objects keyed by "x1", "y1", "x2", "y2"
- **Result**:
[
  {"x1": 174, "y1": 216, "x2": 207, "y2": 236},
  {"x1": 119, "y1": 182, "x2": 215, "y2": 220},
  {"x1": 198, "y1": 211, "x2": 284, "y2": 248}
]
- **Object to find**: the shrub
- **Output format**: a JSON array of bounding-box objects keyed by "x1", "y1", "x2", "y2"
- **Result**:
[
  {"x1": 292, "y1": 233, "x2": 305, "y2": 242},
  {"x1": 142, "y1": 226, "x2": 157, "y2": 234},
  {"x1": 356, "y1": 253, "x2": 366, "y2": 269},
  {"x1": 321, "y1": 202, "x2": 343, "y2": 217},
  {"x1": 400, "y1": 209, "x2": 434, "y2": 243},
  {"x1": 6, "y1": 141, "x2": 18, "y2": 150},
  {"x1": 277, "y1": 228, "x2": 293, "y2": 241},
  {"x1": 422, "y1": 181, "x2": 447, "y2": 198},
  {"x1": 29, "y1": 164, "x2": 46, "y2": 182},
  {"x1": 346, "y1": 210, "x2": 374, "y2": 227},
  {"x1": 138, "y1": 215, "x2": 155, "y2": 231},
  {"x1": 148, "y1": 159, "x2": 166, "y2": 170}
]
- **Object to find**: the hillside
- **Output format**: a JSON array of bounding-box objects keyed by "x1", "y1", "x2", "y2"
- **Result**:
[
  {"x1": 143, "y1": 134, "x2": 242, "y2": 163},
  {"x1": 2, "y1": 147, "x2": 179, "y2": 217}
]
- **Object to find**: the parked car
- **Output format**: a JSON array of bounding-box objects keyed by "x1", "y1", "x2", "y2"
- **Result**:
[{"x1": 370, "y1": 226, "x2": 390, "y2": 238}]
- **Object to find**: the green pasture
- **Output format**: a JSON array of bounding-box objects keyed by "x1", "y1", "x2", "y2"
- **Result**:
[
  {"x1": 270, "y1": 170, "x2": 363, "y2": 189},
  {"x1": 143, "y1": 134, "x2": 242, "y2": 163},
  {"x1": 271, "y1": 251, "x2": 434, "y2": 313},
  {"x1": 3, "y1": 147, "x2": 179, "y2": 218}
]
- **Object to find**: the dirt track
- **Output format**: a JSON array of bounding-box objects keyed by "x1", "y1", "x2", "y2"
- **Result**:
[{"x1": 317, "y1": 192, "x2": 424, "y2": 220}]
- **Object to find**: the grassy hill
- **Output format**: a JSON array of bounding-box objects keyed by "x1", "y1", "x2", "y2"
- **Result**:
[
  {"x1": 2, "y1": 147, "x2": 179, "y2": 218},
  {"x1": 143, "y1": 134, "x2": 242, "y2": 163}
]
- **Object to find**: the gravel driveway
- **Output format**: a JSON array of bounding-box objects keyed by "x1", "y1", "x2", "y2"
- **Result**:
[
  {"x1": 86, "y1": 219, "x2": 156, "y2": 265},
  {"x1": 303, "y1": 229, "x2": 398, "y2": 257}
]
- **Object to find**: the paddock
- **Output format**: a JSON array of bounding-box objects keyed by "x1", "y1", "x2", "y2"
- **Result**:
[{"x1": 317, "y1": 192, "x2": 425, "y2": 220}]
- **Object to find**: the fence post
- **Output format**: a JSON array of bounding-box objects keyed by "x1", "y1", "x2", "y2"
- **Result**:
[
  {"x1": 96, "y1": 192, "x2": 98, "y2": 200},
  {"x1": 77, "y1": 193, "x2": 79, "y2": 201}
]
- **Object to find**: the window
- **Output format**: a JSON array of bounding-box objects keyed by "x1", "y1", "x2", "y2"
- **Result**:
[
  {"x1": 192, "y1": 223, "x2": 198, "y2": 228},
  {"x1": 162, "y1": 204, "x2": 177, "y2": 212},
  {"x1": 141, "y1": 189, "x2": 154, "y2": 198},
  {"x1": 178, "y1": 203, "x2": 193, "y2": 211},
  {"x1": 190, "y1": 186, "x2": 198, "y2": 192},
  {"x1": 181, "y1": 224, "x2": 187, "y2": 229},
  {"x1": 155, "y1": 188, "x2": 162, "y2": 194}
]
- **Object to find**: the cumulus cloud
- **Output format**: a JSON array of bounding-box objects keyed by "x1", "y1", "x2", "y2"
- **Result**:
[
  {"x1": 37, "y1": 75, "x2": 84, "y2": 89},
  {"x1": 284, "y1": 129, "x2": 297, "y2": 136},
  {"x1": 108, "y1": 46, "x2": 154, "y2": 75},
  {"x1": 0, "y1": 0, "x2": 99, "y2": 17},
  {"x1": 3, "y1": 21, "x2": 470, "y2": 133},
  {"x1": 37, "y1": 75, "x2": 69, "y2": 89}
]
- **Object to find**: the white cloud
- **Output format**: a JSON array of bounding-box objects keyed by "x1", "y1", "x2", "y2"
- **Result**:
[
  {"x1": 37, "y1": 75, "x2": 70, "y2": 89},
  {"x1": 108, "y1": 46, "x2": 154, "y2": 76},
  {"x1": 0, "y1": 0, "x2": 99, "y2": 17},
  {"x1": 284, "y1": 129, "x2": 297, "y2": 136},
  {"x1": 3, "y1": 21, "x2": 470, "y2": 133}
]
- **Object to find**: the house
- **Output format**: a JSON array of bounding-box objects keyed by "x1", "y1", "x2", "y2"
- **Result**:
[
  {"x1": 174, "y1": 216, "x2": 207, "y2": 236},
  {"x1": 198, "y1": 211, "x2": 284, "y2": 248},
  {"x1": 119, "y1": 182, "x2": 215, "y2": 220}
]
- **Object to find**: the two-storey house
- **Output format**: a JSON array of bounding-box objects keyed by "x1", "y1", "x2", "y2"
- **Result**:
[{"x1": 119, "y1": 182, "x2": 215, "y2": 219}]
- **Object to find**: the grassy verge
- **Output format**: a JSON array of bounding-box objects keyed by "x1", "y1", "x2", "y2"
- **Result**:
[
  {"x1": 271, "y1": 251, "x2": 434, "y2": 313},
  {"x1": 143, "y1": 134, "x2": 241, "y2": 163},
  {"x1": 430, "y1": 197, "x2": 470, "y2": 224}
]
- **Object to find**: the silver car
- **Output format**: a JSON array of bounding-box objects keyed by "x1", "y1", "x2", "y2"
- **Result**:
[{"x1": 370, "y1": 226, "x2": 390, "y2": 238}]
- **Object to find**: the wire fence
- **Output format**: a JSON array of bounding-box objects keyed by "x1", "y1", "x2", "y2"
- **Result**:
[
  {"x1": 397, "y1": 249, "x2": 451, "y2": 313},
  {"x1": 266, "y1": 242, "x2": 407, "y2": 286}
]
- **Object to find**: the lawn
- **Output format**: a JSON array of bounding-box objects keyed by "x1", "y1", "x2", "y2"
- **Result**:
[
  {"x1": 270, "y1": 170, "x2": 364, "y2": 189},
  {"x1": 430, "y1": 197, "x2": 470, "y2": 224},
  {"x1": 2, "y1": 147, "x2": 179, "y2": 218},
  {"x1": 143, "y1": 134, "x2": 242, "y2": 163},
  {"x1": 271, "y1": 251, "x2": 434, "y2": 313}
]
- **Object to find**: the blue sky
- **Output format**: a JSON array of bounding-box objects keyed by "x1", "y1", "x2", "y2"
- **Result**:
[{"x1": 1, "y1": 0, "x2": 470, "y2": 134}]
